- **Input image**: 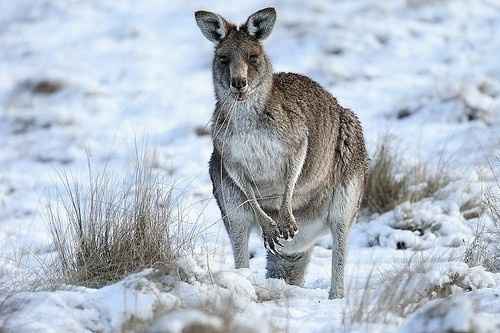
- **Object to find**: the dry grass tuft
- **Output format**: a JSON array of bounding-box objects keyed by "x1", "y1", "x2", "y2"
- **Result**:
[
  {"x1": 123, "y1": 296, "x2": 268, "y2": 333},
  {"x1": 47, "y1": 152, "x2": 197, "y2": 287},
  {"x1": 343, "y1": 270, "x2": 422, "y2": 326},
  {"x1": 0, "y1": 297, "x2": 8, "y2": 333},
  {"x1": 481, "y1": 163, "x2": 500, "y2": 272},
  {"x1": 463, "y1": 220, "x2": 495, "y2": 271},
  {"x1": 362, "y1": 138, "x2": 449, "y2": 215},
  {"x1": 488, "y1": 197, "x2": 500, "y2": 232},
  {"x1": 0, "y1": 293, "x2": 21, "y2": 333},
  {"x1": 464, "y1": 158, "x2": 500, "y2": 272},
  {"x1": 342, "y1": 253, "x2": 462, "y2": 329},
  {"x1": 363, "y1": 142, "x2": 407, "y2": 214}
]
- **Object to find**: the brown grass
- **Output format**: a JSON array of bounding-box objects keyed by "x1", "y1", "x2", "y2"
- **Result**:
[
  {"x1": 0, "y1": 297, "x2": 7, "y2": 333},
  {"x1": 482, "y1": 163, "x2": 500, "y2": 272},
  {"x1": 47, "y1": 152, "x2": 197, "y2": 287},
  {"x1": 121, "y1": 295, "x2": 267, "y2": 333},
  {"x1": 342, "y1": 252, "x2": 463, "y2": 329},
  {"x1": 362, "y1": 138, "x2": 449, "y2": 215},
  {"x1": 463, "y1": 157, "x2": 500, "y2": 272},
  {"x1": 343, "y1": 268, "x2": 422, "y2": 326},
  {"x1": 487, "y1": 189, "x2": 500, "y2": 272},
  {"x1": 0, "y1": 293, "x2": 20, "y2": 333},
  {"x1": 463, "y1": 220, "x2": 494, "y2": 271}
]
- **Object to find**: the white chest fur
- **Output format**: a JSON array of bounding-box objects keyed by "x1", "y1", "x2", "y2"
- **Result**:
[
  {"x1": 230, "y1": 130, "x2": 284, "y2": 177},
  {"x1": 224, "y1": 104, "x2": 287, "y2": 191}
]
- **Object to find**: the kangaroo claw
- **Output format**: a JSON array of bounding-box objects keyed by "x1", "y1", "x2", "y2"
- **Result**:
[
  {"x1": 263, "y1": 223, "x2": 283, "y2": 255},
  {"x1": 277, "y1": 212, "x2": 298, "y2": 240}
]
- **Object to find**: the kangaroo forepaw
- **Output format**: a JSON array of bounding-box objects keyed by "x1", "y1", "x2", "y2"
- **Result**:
[
  {"x1": 277, "y1": 212, "x2": 298, "y2": 240},
  {"x1": 262, "y1": 224, "x2": 283, "y2": 255}
]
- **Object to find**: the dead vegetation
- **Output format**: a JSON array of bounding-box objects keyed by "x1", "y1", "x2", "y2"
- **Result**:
[
  {"x1": 121, "y1": 295, "x2": 267, "y2": 333},
  {"x1": 0, "y1": 293, "x2": 21, "y2": 333},
  {"x1": 487, "y1": 202, "x2": 500, "y2": 272},
  {"x1": 362, "y1": 138, "x2": 449, "y2": 215},
  {"x1": 463, "y1": 221, "x2": 494, "y2": 272},
  {"x1": 481, "y1": 163, "x2": 500, "y2": 271},
  {"x1": 342, "y1": 252, "x2": 465, "y2": 329},
  {"x1": 463, "y1": 158, "x2": 500, "y2": 273},
  {"x1": 47, "y1": 152, "x2": 197, "y2": 288},
  {"x1": 194, "y1": 125, "x2": 211, "y2": 137},
  {"x1": 0, "y1": 297, "x2": 8, "y2": 333}
]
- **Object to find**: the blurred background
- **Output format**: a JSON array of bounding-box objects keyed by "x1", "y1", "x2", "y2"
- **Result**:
[{"x1": 1, "y1": 0, "x2": 499, "y2": 290}]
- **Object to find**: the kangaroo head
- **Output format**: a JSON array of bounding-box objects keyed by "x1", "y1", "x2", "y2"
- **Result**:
[{"x1": 195, "y1": 8, "x2": 276, "y2": 102}]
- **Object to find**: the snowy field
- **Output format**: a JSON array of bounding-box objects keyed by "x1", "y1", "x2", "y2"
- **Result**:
[{"x1": 1, "y1": 0, "x2": 500, "y2": 332}]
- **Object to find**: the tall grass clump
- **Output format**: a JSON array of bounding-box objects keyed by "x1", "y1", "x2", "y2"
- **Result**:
[
  {"x1": 0, "y1": 292, "x2": 21, "y2": 333},
  {"x1": 343, "y1": 265, "x2": 424, "y2": 327},
  {"x1": 463, "y1": 157, "x2": 500, "y2": 272},
  {"x1": 484, "y1": 160, "x2": 500, "y2": 271},
  {"x1": 0, "y1": 296, "x2": 9, "y2": 333},
  {"x1": 488, "y1": 203, "x2": 500, "y2": 272},
  {"x1": 363, "y1": 137, "x2": 449, "y2": 215},
  {"x1": 47, "y1": 152, "x2": 196, "y2": 287}
]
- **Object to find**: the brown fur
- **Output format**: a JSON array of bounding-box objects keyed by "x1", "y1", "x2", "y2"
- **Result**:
[{"x1": 196, "y1": 8, "x2": 368, "y2": 299}]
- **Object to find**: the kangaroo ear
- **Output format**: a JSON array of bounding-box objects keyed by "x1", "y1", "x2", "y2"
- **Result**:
[
  {"x1": 195, "y1": 11, "x2": 231, "y2": 44},
  {"x1": 245, "y1": 8, "x2": 276, "y2": 40}
]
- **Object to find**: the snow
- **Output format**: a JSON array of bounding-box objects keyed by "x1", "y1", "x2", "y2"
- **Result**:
[
  {"x1": 148, "y1": 310, "x2": 224, "y2": 333},
  {"x1": 1, "y1": 272, "x2": 180, "y2": 333},
  {"x1": 1, "y1": 0, "x2": 500, "y2": 332},
  {"x1": 400, "y1": 292, "x2": 500, "y2": 333}
]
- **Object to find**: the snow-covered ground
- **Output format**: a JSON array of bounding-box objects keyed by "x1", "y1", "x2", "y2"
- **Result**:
[{"x1": 1, "y1": 0, "x2": 500, "y2": 332}]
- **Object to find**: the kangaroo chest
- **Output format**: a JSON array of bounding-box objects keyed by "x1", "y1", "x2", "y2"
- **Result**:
[
  {"x1": 217, "y1": 107, "x2": 288, "y2": 194},
  {"x1": 230, "y1": 128, "x2": 285, "y2": 178}
]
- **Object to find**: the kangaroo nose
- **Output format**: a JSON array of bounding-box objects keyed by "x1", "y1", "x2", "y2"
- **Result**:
[{"x1": 231, "y1": 77, "x2": 247, "y2": 90}]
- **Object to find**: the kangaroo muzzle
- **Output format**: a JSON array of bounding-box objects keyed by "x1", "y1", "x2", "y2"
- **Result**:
[
  {"x1": 230, "y1": 59, "x2": 248, "y2": 99},
  {"x1": 231, "y1": 77, "x2": 248, "y2": 91}
]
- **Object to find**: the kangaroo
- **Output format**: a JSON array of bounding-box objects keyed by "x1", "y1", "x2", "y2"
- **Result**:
[{"x1": 195, "y1": 7, "x2": 368, "y2": 299}]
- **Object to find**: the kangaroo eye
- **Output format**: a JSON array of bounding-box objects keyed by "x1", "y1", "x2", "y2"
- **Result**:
[
  {"x1": 217, "y1": 56, "x2": 229, "y2": 64},
  {"x1": 249, "y1": 54, "x2": 259, "y2": 64}
]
